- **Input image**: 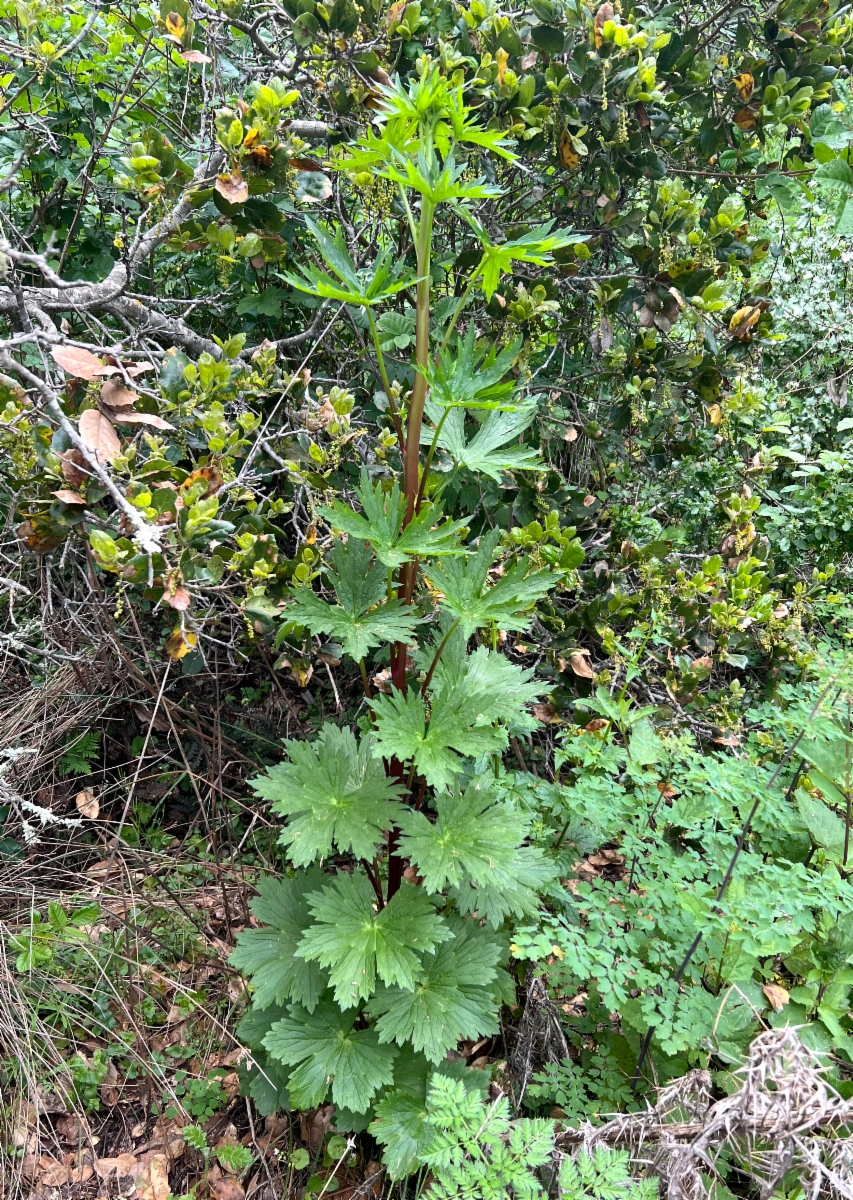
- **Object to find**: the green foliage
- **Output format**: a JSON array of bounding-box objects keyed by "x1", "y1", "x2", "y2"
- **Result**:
[
  {"x1": 6, "y1": 0, "x2": 853, "y2": 1188},
  {"x1": 416, "y1": 1075, "x2": 655, "y2": 1200},
  {"x1": 165, "y1": 1070, "x2": 229, "y2": 1121},
  {"x1": 57, "y1": 730, "x2": 101, "y2": 778}
]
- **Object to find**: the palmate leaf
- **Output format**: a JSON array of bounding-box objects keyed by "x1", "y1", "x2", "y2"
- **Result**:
[
  {"x1": 235, "y1": 1003, "x2": 292, "y2": 1116},
  {"x1": 229, "y1": 870, "x2": 327, "y2": 1011},
  {"x1": 297, "y1": 874, "x2": 453, "y2": 1008},
  {"x1": 283, "y1": 217, "x2": 416, "y2": 307},
  {"x1": 366, "y1": 918, "x2": 509, "y2": 1062},
  {"x1": 427, "y1": 405, "x2": 541, "y2": 481},
  {"x1": 396, "y1": 781, "x2": 558, "y2": 926},
  {"x1": 251, "y1": 724, "x2": 402, "y2": 866},
  {"x1": 370, "y1": 640, "x2": 544, "y2": 788},
  {"x1": 288, "y1": 540, "x2": 423, "y2": 661},
  {"x1": 263, "y1": 998, "x2": 397, "y2": 1112},
  {"x1": 471, "y1": 219, "x2": 586, "y2": 301},
  {"x1": 321, "y1": 468, "x2": 468, "y2": 569},
  {"x1": 421, "y1": 327, "x2": 521, "y2": 412},
  {"x1": 426, "y1": 529, "x2": 552, "y2": 638}
]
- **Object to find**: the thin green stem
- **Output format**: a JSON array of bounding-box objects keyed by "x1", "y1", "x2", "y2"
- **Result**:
[
  {"x1": 438, "y1": 264, "x2": 482, "y2": 356},
  {"x1": 397, "y1": 183, "x2": 418, "y2": 246},
  {"x1": 421, "y1": 618, "x2": 460, "y2": 697},
  {"x1": 415, "y1": 405, "x2": 451, "y2": 512},
  {"x1": 366, "y1": 307, "x2": 405, "y2": 452}
]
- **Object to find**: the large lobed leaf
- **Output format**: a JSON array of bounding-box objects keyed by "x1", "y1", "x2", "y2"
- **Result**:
[
  {"x1": 229, "y1": 869, "x2": 327, "y2": 1011},
  {"x1": 366, "y1": 917, "x2": 512, "y2": 1062},
  {"x1": 397, "y1": 781, "x2": 558, "y2": 925},
  {"x1": 321, "y1": 468, "x2": 468, "y2": 569},
  {"x1": 426, "y1": 528, "x2": 552, "y2": 638},
  {"x1": 370, "y1": 638, "x2": 544, "y2": 788},
  {"x1": 297, "y1": 874, "x2": 453, "y2": 1008},
  {"x1": 288, "y1": 538, "x2": 423, "y2": 661},
  {"x1": 263, "y1": 998, "x2": 397, "y2": 1112},
  {"x1": 251, "y1": 724, "x2": 402, "y2": 865}
]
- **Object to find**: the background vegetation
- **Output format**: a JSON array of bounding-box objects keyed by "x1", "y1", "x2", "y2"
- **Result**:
[{"x1": 2, "y1": 0, "x2": 853, "y2": 1194}]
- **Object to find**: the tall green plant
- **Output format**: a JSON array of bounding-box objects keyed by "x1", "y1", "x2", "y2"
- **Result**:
[{"x1": 231, "y1": 66, "x2": 581, "y2": 1173}]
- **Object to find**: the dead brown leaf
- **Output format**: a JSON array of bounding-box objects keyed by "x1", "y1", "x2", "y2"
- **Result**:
[
  {"x1": 53, "y1": 488, "x2": 86, "y2": 505},
  {"x1": 210, "y1": 1165, "x2": 246, "y2": 1200},
  {"x1": 136, "y1": 1151, "x2": 171, "y2": 1200},
  {"x1": 594, "y1": 1, "x2": 614, "y2": 47},
  {"x1": 180, "y1": 48, "x2": 212, "y2": 62},
  {"x1": 96, "y1": 1152, "x2": 137, "y2": 1179},
  {"x1": 111, "y1": 411, "x2": 175, "y2": 430},
  {"x1": 58, "y1": 448, "x2": 88, "y2": 487},
  {"x1": 531, "y1": 702, "x2": 561, "y2": 724},
  {"x1": 763, "y1": 983, "x2": 790, "y2": 1012},
  {"x1": 75, "y1": 789, "x2": 99, "y2": 819},
  {"x1": 51, "y1": 344, "x2": 104, "y2": 380},
  {"x1": 301, "y1": 1105, "x2": 334, "y2": 1152},
  {"x1": 215, "y1": 171, "x2": 248, "y2": 205},
  {"x1": 79, "y1": 408, "x2": 121, "y2": 463},
  {"x1": 162, "y1": 585, "x2": 191, "y2": 611},
  {"x1": 563, "y1": 426, "x2": 578, "y2": 442},
  {"x1": 567, "y1": 651, "x2": 594, "y2": 680},
  {"x1": 100, "y1": 378, "x2": 138, "y2": 408}
]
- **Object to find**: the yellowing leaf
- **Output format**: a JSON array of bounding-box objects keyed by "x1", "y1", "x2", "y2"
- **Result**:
[
  {"x1": 496, "y1": 47, "x2": 509, "y2": 86},
  {"x1": 164, "y1": 11, "x2": 186, "y2": 38},
  {"x1": 559, "y1": 129, "x2": 579, "y2": 170},
  {"x1": 733, "y1": 72, "x2": 754, "y2": 101},
  {"x1": 733, "y1": 107, "x2": 756, "y2": 130},
  {"x1": 708, "y1": 403, "x2": 723, "y2": 425},
  {"x1": 763, "y1": 983, "x2": 789, "y2": 1012},
  {"x1": 165, "y1": 628, "x2": 197, "y2": 660}
]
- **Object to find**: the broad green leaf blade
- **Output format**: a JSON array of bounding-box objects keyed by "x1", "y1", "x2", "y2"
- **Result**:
[
  {"x1": 321, "y1": 468, "x2": 467, "y2": 569},
  {"x1": 298, "y1": 874, "x2": 453, "y2": 1008},
  {"x1": 397, "y1": 781, "x2": 558, "y2": 925},
  {"x1": 422, "y1": 327, "x2": 521, "y2": 412},
  {"x1": 288, "y1": 540, "x2": 423, "y2": 660},
  {"x1": 427, "y1": 529, "x2": 552, "y2": 638},
  {"x1": 370, "y1": 642, "x2": 544, "y2": 788},
  {"x1": 263, "y1": 999, "x2": 397, "y2": 1112},
  {"x1": 229, "y1": 870, "x2": 327, "y2": 1011},
  {"x1": 367, "y1": 919, "x2": 507, "y2": 1062},
  {"x1": 796, "y1": 788, "x2": 847, "y2": 857},
  {"x1": 428, "y1": 406, "x2": 541, "y2": 481},
  {"x1": 251, "y1": 725, "x2": 402, "y2": 865}
]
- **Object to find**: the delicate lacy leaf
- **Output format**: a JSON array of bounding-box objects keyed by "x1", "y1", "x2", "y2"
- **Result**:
[
  {"x1": 369, "y1": 1048, "x2": 489, "y2": 1179},
  {"x1": 263, "y1": 999, "x2": 397, "y2": 1112},
  {"x1": 251, "y1": 725, "x2": 402, "y2": 866},
  {"x1": 426, "y1": 529, "x2": 552, "y2": 638},
  {"x1": 287, "y1": 540, "x2": 423, "y2": 661},
  {"x1": 370, "y1": 641, "x2": 543, "y2": 788},
  {"x1": 229, "y1": 870, "x2": 327, "y2": 1011},
  {"x1": 366, "y1": 919, "x2": 506, "y2": 1062},
  {"x1": 321, "y1": 468, "x2": 468, "y2": 569},
  {"x1": 298, "y1": 875, "x2": 453, "y2": 1008}
]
